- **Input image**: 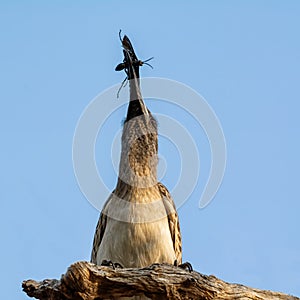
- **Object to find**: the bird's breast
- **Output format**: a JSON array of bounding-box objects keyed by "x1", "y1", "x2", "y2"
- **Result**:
[{"x1": 96, "y1": 216, "x2": 175, "y2": 268}]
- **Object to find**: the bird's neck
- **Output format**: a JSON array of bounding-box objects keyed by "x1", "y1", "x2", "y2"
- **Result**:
[
  {"x1": 118, "y1": 73, "x2": 158, "y2": 189},
  {"x1": 118, "y1": 112, "x2": 158, "y2": 189}
]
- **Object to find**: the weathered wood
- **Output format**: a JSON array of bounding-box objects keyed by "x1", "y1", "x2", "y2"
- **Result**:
[{"x1": 22, "y1": 261, "x2": 299, "y2": 300}]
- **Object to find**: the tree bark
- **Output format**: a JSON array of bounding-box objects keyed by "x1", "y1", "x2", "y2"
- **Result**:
[{"x1": 22, "y1": 261, "x2": 299, "y2": 300}]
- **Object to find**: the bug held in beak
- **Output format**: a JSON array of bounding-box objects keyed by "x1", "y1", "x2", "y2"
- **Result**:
[
  {"x1": 115, "y1": 58, "x2": 154, "y2": 72},
  {"x1": 115, "y1": 31, "x2": 154, "y2": 98}
]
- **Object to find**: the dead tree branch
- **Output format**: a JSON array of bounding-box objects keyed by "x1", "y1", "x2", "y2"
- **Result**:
[{"x1": 22, "y1": 261, "x2": 299, "y2": 300}]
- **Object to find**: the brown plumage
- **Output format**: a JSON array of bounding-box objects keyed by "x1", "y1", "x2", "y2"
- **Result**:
[{"x1": 91, "y1": 34, "x2": 182, "y2": 270}]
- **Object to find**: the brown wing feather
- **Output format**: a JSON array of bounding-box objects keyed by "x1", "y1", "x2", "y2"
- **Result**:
[
  {"x1": 90, "y1": 193, "x2": 113, "y2": 264},
  {"x1": 157, "y1": 182, "x2": 182, "y2": 264}
]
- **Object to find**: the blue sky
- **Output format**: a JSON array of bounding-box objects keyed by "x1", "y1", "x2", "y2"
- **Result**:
[{"x1": 1, "y1": 1, "x2": 300, "y2": 299}]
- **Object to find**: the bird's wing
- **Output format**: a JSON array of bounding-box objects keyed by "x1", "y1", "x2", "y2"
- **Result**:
[
  {"x1": 90, "y1": 193, "x2": 113, "y2": 264},
  {"x1": 157, "y1": 182, "x2": 182, "y2": 264}
]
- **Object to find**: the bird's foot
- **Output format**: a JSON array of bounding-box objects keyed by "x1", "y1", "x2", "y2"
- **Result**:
[
  {"x1": 179, "y1": 262, "x2": 193, "y2": 272},
  {"x1": 101, "y1": 259, "x2": 123, "y2": 269},
  {"x1": 174, "y1": 260, "x2": 193, "y2": 272}
]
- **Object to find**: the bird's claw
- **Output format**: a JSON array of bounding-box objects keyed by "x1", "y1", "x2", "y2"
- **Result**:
[
  {"x1": 101, "y1": 259, "x2": 123, "y2": 269},
  {"x1": 179, "y1": 262, "x2": 193, "y2": 272},
  {"x1": 174, "y1": 260, "x2": 193, "y2": 272}
]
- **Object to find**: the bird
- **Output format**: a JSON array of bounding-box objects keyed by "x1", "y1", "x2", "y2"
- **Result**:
[{"x1": 90, "y1": 34, "x2": 185, "y2": 298}]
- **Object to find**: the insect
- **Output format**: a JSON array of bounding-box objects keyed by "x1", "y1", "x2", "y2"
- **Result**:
[
  {"x1": 115, "y1": 30, "x2": 154, "y2": 97},
  {"x1": 115, "y1": 56, "x2": 154, "y2": 72}
]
